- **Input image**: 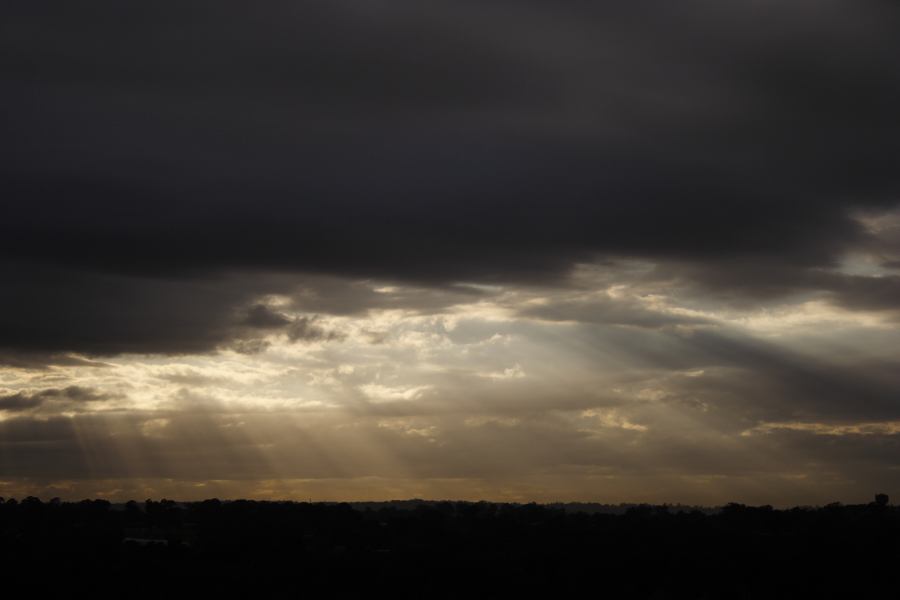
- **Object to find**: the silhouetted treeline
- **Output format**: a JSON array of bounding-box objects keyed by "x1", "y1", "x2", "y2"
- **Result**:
[{"x1": 0, "y1": 495, "x2": 897, "y2": 598}]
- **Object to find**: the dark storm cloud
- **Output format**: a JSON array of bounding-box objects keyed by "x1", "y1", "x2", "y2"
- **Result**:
[
  {"x1": 0, "y1": 265, "x2": 278, "y2": 357},
  {"x1": 3, "y1": 0, "x2": 900, "y2": 355}
]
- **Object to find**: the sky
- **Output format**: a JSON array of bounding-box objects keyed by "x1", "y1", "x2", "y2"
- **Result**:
[{"x1": 2, "y1": 0, "x2": 900, "y2": 505}]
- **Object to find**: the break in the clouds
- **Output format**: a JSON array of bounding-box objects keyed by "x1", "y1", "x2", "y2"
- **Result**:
[{"x1": 2, "y1": 0, "x2": 900, "y2": 504}]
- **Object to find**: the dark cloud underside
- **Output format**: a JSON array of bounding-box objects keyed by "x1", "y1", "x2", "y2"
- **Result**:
[{"x1": 2, "y1": 0, "x2": 900, "y2": 355}]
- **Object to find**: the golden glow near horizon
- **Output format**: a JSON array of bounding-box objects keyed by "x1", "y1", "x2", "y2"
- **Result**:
[{"x1": 3, "y1": 247, "x2": 900, "y2": 506}]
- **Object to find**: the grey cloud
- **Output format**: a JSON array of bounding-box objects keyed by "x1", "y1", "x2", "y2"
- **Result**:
[
  {"x1": 0, "y1": 385, "x2": 114, "y2": 414},
  {"x1": 240, "y1": 304, "x2": 292, "y2": 329},
  {"x1": 232, "y1": 303, "x2": 346, "y2": 347},
  {"x1": 823, "y1": 274, "x2": 900, "y2": 314},
  {"x1": 237, "y1": 304, "x2": 344, "y2": 346},
  {"x1": 0, "y1": 393, "x2": 43, "y2": 412},
  {"x1": 286, "y1": 317, "x2": 342, "y2": 343},
  {"x1": 654, "y1": 259, "x2": 900, "y2": 315}
]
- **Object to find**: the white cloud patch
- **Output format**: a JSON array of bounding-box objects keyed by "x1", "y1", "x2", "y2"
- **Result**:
[{"x1": 359, "y1": 384, "x2": 433, "y2": 403}]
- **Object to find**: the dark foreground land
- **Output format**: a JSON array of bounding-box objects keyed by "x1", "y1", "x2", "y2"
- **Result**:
[{"x1": 1, "y1": 496, "x2": 897, "y2": 599}]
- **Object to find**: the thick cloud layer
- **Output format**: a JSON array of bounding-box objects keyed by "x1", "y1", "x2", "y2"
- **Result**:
[{"x1": 3, "y1": 0, "x2": 900, "y2": 358}]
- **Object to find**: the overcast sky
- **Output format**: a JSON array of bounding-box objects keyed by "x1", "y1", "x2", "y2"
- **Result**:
[{"x1": 2, "y1": 0, "x2": 900, "y2": 504}]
